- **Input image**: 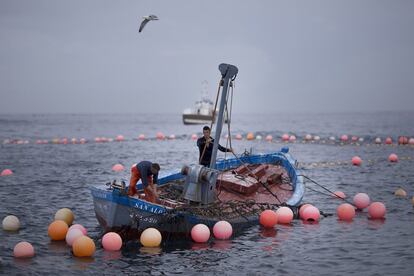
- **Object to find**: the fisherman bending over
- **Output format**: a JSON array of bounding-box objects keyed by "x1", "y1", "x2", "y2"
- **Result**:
[
  {"x1": 197, "y1": 126, "x2": 233, "y2": 167},
  {"x1": 128, "y1": 161, "x2": 160, "y2": 203}
]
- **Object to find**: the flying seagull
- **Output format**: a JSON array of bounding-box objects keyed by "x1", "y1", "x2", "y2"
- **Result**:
[{"x1": 139, "y1": 15, "x2": 159, "y2": 33}]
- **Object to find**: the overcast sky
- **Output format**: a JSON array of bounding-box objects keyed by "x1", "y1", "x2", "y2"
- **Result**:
[{"x1": 1, "y1": 0, "x2": 413, "y2": 114}]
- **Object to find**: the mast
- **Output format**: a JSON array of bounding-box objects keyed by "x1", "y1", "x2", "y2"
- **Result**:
[{"x1": 209, "y1": 63, "x2": 238, "y2": 168}]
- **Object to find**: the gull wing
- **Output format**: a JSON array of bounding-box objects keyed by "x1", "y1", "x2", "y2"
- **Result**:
[{"x1": 139, "y1": 18, "x2": 150, "y2": 33}]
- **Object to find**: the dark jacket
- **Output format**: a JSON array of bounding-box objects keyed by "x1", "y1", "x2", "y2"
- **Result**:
[
  {"x1": 197, "y1": 136, "x2": 231, "y2": 166},
  {"x1": 136, "y1": 161, "x2": 158, "y2": 187}
]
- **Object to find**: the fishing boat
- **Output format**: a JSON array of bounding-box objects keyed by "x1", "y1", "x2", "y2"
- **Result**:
[
  {"x1": 90, "y1": 64, "x2": 304, "y2": 239},
  {"x1": 182, "y1": 98, "x2": 215, "y2": 125}
]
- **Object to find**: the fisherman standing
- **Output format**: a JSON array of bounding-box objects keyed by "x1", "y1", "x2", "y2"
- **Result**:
[
  {"x1": 197, "y1": 126, "x2": 233, "y2": 167},
  {"x1": 128, "y1": 161, "x2": 160, "y2": 203}
]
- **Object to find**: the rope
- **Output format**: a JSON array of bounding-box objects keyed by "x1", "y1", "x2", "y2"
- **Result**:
[{"x1": 299, "y1": 174, "x2": 355, "y2": 206}]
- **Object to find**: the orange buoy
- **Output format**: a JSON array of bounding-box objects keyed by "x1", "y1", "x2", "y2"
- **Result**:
[
  {"x1": 259, "y1": 210, "x2": 278, "y2": 228},
  {"x1": 48, "y1": 220, "x2": 69, "y2": 241},
  {"x1": 72, "y1": 236, "x2": 96, "y2": 257},
  {"x1": 246, "y1": 132, "x2": 254, "y2": 141}
]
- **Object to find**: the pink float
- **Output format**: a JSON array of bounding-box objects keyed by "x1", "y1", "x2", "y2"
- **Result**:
[
  {"x1": 13, "y1": 241, "x2": 35, "y2": 258},
  {"x1": 353, "y1": 193, "x2": 370, "y2": 210},
  {"x1": 388, "y1": 153, "x2": 398, "y2": 163},
  {"x1": 1, "y1": 169, "x2": 13, "y2": 176},
  {"x1": 299, "y1": 204, "x2": 312, "y2": 219},
  {"x1": 368, "y1": 202, "x2": 386, "y2": 219},
  {"x1": 156, "y1": 132, "x2": 165, "y2": 140},
  {"x1": 265, "y1": 135, "x2": 273, "y2": 142},
  {"x1": 191, "y1": 134, "x2": 198, "y2": 140},
  {"x1": 374, "y1": 137, "x2": 382, "y2": 144},
  {"x1": 115, "y1": 135, "x2": 125, "y2": 142},
  {"x1": 385, "y1": 137, "x2": 392, "y2": 145},
  {"x1": 138, "y1": 134, "x2": 145, "y2": 141},
  {"x1": 191, "y1": 224, "x2": 210, "y2": 243},
  {"x1": 398, "y1": 136, "x2": 408, "y2": 145},
  {"x1": 112, "y1": 164, "x2": 125, "y2": 172},
  {"x1": 66, "y1": 228, "x2": 84, "y2": 246},
  {"x1": 340, "y1": 135, "x2": 348, "y2": 142},
  {"x1": 351, "y1": 136, "x2": 358, "y2": 142},
  {"x1": 302, "y1": 206, "x2": 320, "y2": 222},
  {"x1": 281, "y1": 134, "x2": 289, "y2": 141},
  {"x1": 213, "y1": 221, "x2": 232, "y2": 240},
  {"x1": 289, "y1": 135, "x2": 296, "y2": 142},
  {"x1": 102, "y1": 232, "x2": 123, "y2": 251},
  {"x1": 337, "y1": 203, "x2": 355, "y2": 221},
  {"x1": 259, "y1": 210, "x2": 278, "y2": 228},
  {"x1": 333, "y1": 191, "x2": 346, "y2": 199},
  {"x1": 351, "y1": 156, "x2": 362, "y2": 166},
  {"x1": 276, "y1": 207, "x2": 293, "y2": 224},
  {"x1": 69, "y1": 224, "x2": 87, "y2": 235}
]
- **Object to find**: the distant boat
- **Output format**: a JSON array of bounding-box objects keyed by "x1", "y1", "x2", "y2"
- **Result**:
[
  {"x1": 182, "y1": 99, "x2": 216, "y2": 125},
  {"x1": 182, "y1": 81, "x2": 228, "y2": 125}
]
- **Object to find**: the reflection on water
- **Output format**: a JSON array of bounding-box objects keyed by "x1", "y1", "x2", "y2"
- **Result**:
[{"x1": 139, "y1": 247, "x2": 162, "y2": 255}]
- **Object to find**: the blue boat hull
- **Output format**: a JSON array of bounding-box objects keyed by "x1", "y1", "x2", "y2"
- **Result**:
[{"x1": 90, "y1": 150, "x2": 304, "y2": 237}]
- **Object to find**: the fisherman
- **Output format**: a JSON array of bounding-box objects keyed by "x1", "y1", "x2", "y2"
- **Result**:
[
  {"x1": 128, "y1": 161, "x2": 160, "y2": 203},
  {"x1": 197, "y1": 126, "x2": 233, "y2": 167}
]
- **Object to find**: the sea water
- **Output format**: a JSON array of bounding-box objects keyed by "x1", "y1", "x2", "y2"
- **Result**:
[{"x1": 1, "y1": 112, "x2": 414, "y2": 275}]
